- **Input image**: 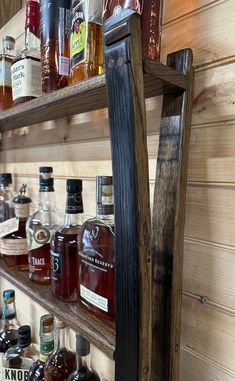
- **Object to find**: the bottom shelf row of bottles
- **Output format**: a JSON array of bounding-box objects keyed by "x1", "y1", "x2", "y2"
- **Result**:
[{"x1": 0, "y1": 289, "x2": 101, "y2": 381}]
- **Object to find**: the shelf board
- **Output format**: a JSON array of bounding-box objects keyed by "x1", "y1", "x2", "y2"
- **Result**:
[
  {"x1": 0, "y1": 60, "x2": 186, "y2": 132},
  {"x1": 0, "y1": 259, "x2": 115, "y2": 359}
]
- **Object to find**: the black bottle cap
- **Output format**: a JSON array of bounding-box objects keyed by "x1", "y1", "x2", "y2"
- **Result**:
[
  {"x1": 76, "y1": 334, "x2": 90, "y2": 357},
  {"x1": 66, "y1": 179, "x2": 82, "y2": 193},
  {"x1": 3, "y1": 289, "x2": 15, "y2": 299},
  {"x1": 96, "y1": 176, "x2": 113, "y2": 186},
  {"x1": 13, "y1": 195, "x2": 31, "y2": 204},
  {"x1": 18, "y1": 325, "x2": 31, "y2": 348},
  {"x1": 96, "y1": 176, "x2": 114, "y2": 215},
  {"x1": 39, "y1": 167, "x2": 53, "y2": 173},
  {"x1": 39, "y1": 167, "x2": 54, "y2": 188},
  {"x1": 0, "y1": 173, "x2": 12, "y2": 185}
]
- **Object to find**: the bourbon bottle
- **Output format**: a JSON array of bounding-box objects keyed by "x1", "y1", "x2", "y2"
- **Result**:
[
  {"x1": 11, "y1": 0, "x2": 41, "y2": 105},
  {"x1": 26, "y1": 167, "x2": 60, "y2": 285},
  {"x1": 28, "y1": 314, "x2": 54, "y2": 381},
  {"x1": 67, "y1": 335, "x2": 101, "y2": 381},
  {"x1": 40, "y1": 0, "x2": 71, "y2": 93},
  {"x1": 44, "y1": 319, "x2": 76, "y2": 381},
  {"x1": 2, "y1": 184, "x2": 31, "y2": 271},
  {"x1": 0, "y1": 36, "x2": 16, "y2": 111},
  {"x1": 0, "y1": 173, "x2": 15, "y2": 224},
  {"x1": 70, "y1": 0, "x2": 103, "y2": 85},
  {"x1": 0, "y1": 290, "x2": 19, "y2": 354},
  {"x1": 51, "y1": 179, "x2": 84, "y2": 302},
  {"x1": 78, "y1": 176, "x2": 115, "y2": 326}
]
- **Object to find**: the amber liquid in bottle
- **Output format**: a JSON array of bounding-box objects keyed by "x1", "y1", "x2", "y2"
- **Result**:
[
  {"x1": 28, "y1": 240, "x2": 51, "y2": 284},
  {"x1": 3, "y1": 219, "x2": 29, "y2": 270},
  {"x1": 0, "y1": 36, "x2": 16, "y2": 110},
  {"x1": 0, "y1": 56, "x2": 14, "y2": 110}
]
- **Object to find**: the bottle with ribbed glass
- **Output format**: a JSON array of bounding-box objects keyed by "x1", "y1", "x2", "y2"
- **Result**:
[
  {"x1": 28, "y1": 314, "x2": 54, "y2": 381},
  {"x1": 0, "y1": 36, "x2": 16, "y2": 110},
  {"x1": 26, "y1": 167, "x2": 60, "y2": 285},
  {"x1": 78, "y1": 176, "x2": 115, "y2": 326},
  {"x1": 44, "y1": 319, "x2": 76, "y2": 381},
  {"x1": 2, "y1": 325, "x2": 38, "y2": 381},
  {"x1": 68, "y1": 334, "x2": 101, "y2": 381},
  {"x1": 2, "y1": 184, "x2": 31, "y2": 270},
  {"x1": 70, "y1": 0, "x2": 103, "y2": 85},
  {"x1": 0, "y1": 290, "x2": 19, "y2": 354},
  {"x1": 11, "y1": 0, "x2": 41, "y2": 105},
  {"x1": 50, "y1": 179, "x2": 84, "y2": 302}
]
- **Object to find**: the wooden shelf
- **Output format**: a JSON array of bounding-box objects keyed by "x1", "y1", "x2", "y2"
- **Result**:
[
  {"x1": 0, "y1": 259, "x2": 115, "y2": 359},
  {"x1": 0, "y1": 60, "x2": 186, "y2": 132}
]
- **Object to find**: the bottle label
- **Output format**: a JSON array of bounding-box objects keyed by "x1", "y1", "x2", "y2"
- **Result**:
[
  {"x1": 80, "y1": 284, "x2": 108, "y2": 312},
  {"x1": 58, "y1": 6, "x2": 70, "y2": 76},
  {"x1": 70, "y1": 0, "x2": 88, "y2": 69},
  {"x1": 50, "y1": 250, "x2": 63, "y2": 276},
  {"x1": 11, "y1": 58, "x2": 42, "y2": 101},
  {"x1": 0, "y1": 218, "x2": 19, "y2": 238},
  {"x1": 27, "y1": 226, "x2": 52, "y2": 251},
  {"x1": 0, "y1": 238, "x2": 28, "y2": 256},
  {"x1": 2, "y1": 367, "x2": 29, "y2": 381},
  {"x1": 0, "y1": 61, "x2": 12, "y2": 87},
  {"x1": 15, "y1": 204, "x2": 30, "y2": 219}
]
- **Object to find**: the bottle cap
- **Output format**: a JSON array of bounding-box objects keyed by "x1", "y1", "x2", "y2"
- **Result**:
[
  {"x1": 66, "y1": 179, "x2": 82, "y2": 193},
  {"x1": 0, "y1": 173, "x2": 12, "y2": 185},
  {"x1": 13, "y1": 184, "x2": 31, "y2": 204},
  {"x1": 96, "y1": 176, "x2": 114, "y2": 215},
  {"x1": 3, "y1": 290, "x2": 15, "y2": 299},
  {"x1": 39, "y1": 167, "x2": 54, "y2": 188},
  {"x1": 40, "y1": 314, "x2": 54, "y2": 354},
  {"x1": 66, "y1": 179, "x2": 83, "y2": 214},
  {"x1": 40, "y1": 167, "x2": 53, "y2": 173},
  {"x1": 18, "y1": 325, "x2": 31, "y2": 347},
  {"x1": 76, "y1": 334, "x2": 90, "y2": 357},
  {"x1": 2, "y1": 36, "x2": 15, "y2": 50}
]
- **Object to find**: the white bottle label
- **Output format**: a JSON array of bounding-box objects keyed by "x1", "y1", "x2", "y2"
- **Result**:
[
  {"x1": 11, "y1": 58, "x2": 42, "y2": 101},
  {"x1": 80, "y1": 284, "x2": 108, "y2": 312},
  {"x1": 27, "y1": 227, "x2": 54, "y2": 250},
  {"x1": 15, "y1": 204, "x2": 30, "y2": 219},
  {"x1": 0, "y1": 218, "x2": 19, "y2": 238},
  {"x1": 0, "y1": 61, "x2": 12, "y2": 87},
  {"x1": 2, "y1": 367, "x2": 29, "y2": 381},
  {"x1": 0, "y1": 238, "x2": 28, "y2": 256}
]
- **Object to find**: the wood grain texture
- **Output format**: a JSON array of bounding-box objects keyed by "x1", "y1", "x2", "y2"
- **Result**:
[
  {"x1": 151, "y1": 49, "x2": 194, "y2": 381},
  {"x1": 0, "y1": 0, "x2": 22, "y2": 29},
  {"x1": 104, "y1": 13, "x2": 151, "y2": 381},
  {"x1": 0, "y1": 259, "x2": 115, "y2": 358}
]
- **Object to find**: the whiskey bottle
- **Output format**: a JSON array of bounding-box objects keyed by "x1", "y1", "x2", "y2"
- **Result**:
[
  {"x1": 26, "y1": 167, "x2": 60, "y2": 285},
  {"x1": 70, "y1": 0, "x2": 103, "y2": 85},
  {"x1": 0, "y1": 36, "x2": 16, "y2": 111},
  {"x1": 3, "y1": 325, "x2": 39, "y2": 380},
  {"x1": 11, "y1": 0, "x2": 41, "y2": 105},
  {"x1": 0, "y1": 290, "x2": 19, "y2": 354},
  {"x1": 51, "y1": 179, "x2": 84, "y2": 302},
  {"x1": 40, "y1": 0, "x2": 71, "y2": 93},
  {"x1": 2, "y1": 184, "x2": 31, "y2": 271},
  {"x1": 0, "y1": 173, "x2": 15, "y2": 223},
  {"x1": 78, "y1": 176, "x2": 115, "y2": 326},
  {"x1": 67, "y1": 335, "x2": 101, "y2": 381},
  {"x1": 28, "y1": 314, "x2": 54, "y2": 381},
  {"x1": 44, "y1": 319, "x2": 76, "y2": 381}
]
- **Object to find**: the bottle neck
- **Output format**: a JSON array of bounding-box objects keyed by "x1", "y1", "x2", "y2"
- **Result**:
[
  {"x1": 38, "y1": 189, "x2": 56, "y2": 211},
  {"x1": 64, "y1": 191, "x2": 84, "y2": 226},
  {"x1": 76, "y1": 353, "x2": 91, "y2": 371},
  {"x1": 3, "y1": 46, "x2": 15, "y2": 57},
  {"x1": 2, "y1": 299, "x2": 17, "y2": 330},
  {"x1": 0, "y1": 183, "x2": 12, "y2": 192},
  {"x1": 55, "y1": 326, "x2": 68, "y2": 350},
  {"x1": 96, "y1": 212, "x2": 114, "y2": 226},
  {"x1": 64, "y1": 213, "x2": 83, "y2": 227},
  {"x1": 24, "y1": 0, "x2": 40, "y2": 52}
]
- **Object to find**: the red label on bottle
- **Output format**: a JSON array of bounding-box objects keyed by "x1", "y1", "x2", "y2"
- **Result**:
[{"x1": 25, "y1": 1, "x2": 40, "y2": 38}]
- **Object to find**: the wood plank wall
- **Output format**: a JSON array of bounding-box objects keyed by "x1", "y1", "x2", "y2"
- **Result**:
[{"x1": 0, "y1": 1, "x2": 235, "y2": 380}]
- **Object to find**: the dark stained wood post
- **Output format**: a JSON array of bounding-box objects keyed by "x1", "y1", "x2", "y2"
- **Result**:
[
  {"x1": 151, "y1": 48, "x2": 194, "y2": 381},
  {"x1": 104, "y1": 10, "x2": 152, "y2": 381}
]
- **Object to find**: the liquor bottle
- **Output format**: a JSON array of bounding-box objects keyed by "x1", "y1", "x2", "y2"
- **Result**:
[
  {"x1": 0, "y1": 173, "x2": 15, "y2": 223},
  {"x1": 28, "y1": 314, "x2": 54, "y2": 381},
  {"x1": 68, "y1": 334, "x2": 101, "y2": 381},
  {"x1": 0, "y1": 290, "x2": 19, "y2": 354},
  {"x1": 2, "y1": 184, "x2": 31, "y2": 271},
  {"x1": 44, "y1": 319, "x2": 76, "y2": 381},
  {"x1": 26, "y1": 167, "x2": 60, "y2": 285},
  {"x1": 78, "y1": 176, "x2": 115, "y2": 325},
  {"x1": 40, "y1": 0, "x2": 71, "y2": 93},
  {"x1": 0, "y1": 36, "x2": 16, "y2": 111},
  {"x1": 51, "y1": 179, "x2": 84, "y2": 302},
  {"x1": 2, "y1": 325, "x2": 38, "y2": 380},
  {"x1": 70, "y1": 0, "x2": 103, "y2": 85},
  {"x1": 11, "y1": 0, "x2": 41, "y2": 106}
]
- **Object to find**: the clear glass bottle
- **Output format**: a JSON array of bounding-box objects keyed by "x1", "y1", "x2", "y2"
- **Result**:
[
  {"x1": 26, "y1": 167, "x2": 60, "y2": 285},
  {"x1": 28, "y1": 314, "x2": 54, "y2": 381},
  {"x1": 11, "y1": 0, "x2": 41, "y2": 105},
  {"x1": 0, "y1": 173, "x2": 15, "y2": 223},
  {"x1": 78, "y1": 176, "x2": 115, "y2": 326},
  {"x1": 68, "y1": 334, "x2": 101, "y2": 381},
  {"x1": 0, "y1": 290, "x2": 19, "y2": 354},
  {"x1": 0, "y1": 36, "x2": 16, "y2": 111},
  {"x1": 2, "y1": 184, "x2": 31, "y2": 271},
  {"x1": 44, "y1": 319, "x2": 76, "y2": 381},
  {"x1": 3, "y1": 325, "x2": 38, "y2": 380},
  {"x1": 70, "y1": 0, "x2": 103, "y2": 85},
  {"x1": 40, "y1": 0, "x2": 71, "y2": 93},
  {"x1": 51, "y1": 179, "x2": 84, "y2": 302}
]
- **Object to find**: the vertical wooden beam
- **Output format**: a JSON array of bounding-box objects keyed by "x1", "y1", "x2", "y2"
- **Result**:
[
  {"x1": 151, "y1": 49, "x2": 194, "y2": 381},
  {"x1": 104, "y1": 10, "x2": 151, "y2": 381}
]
